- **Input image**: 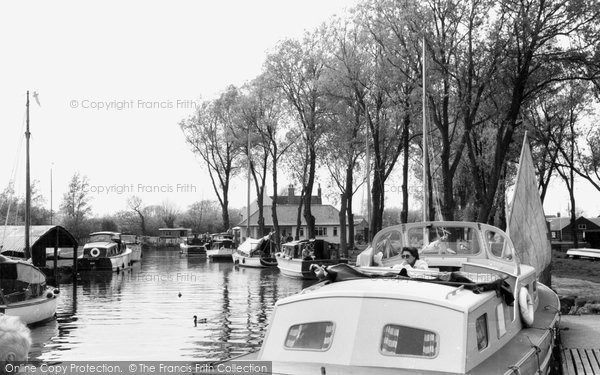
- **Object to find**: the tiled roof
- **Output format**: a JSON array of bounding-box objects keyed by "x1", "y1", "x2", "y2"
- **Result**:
[
  {"x1": 239, "y1": 204, "x2": 341, "y2": 226},
  {"x1": 547, "y1": 217, "x2": 571, "y2": 231}
]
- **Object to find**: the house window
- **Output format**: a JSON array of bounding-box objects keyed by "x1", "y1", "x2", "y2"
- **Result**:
[
  {"x1": 333, "y1": 227, "x2": 338, "y2": 236},
  {"x1": 315, "y1": 227, "x2": 327, "y2": 236},
  {"x1": 578, "y1": 224, "x2": 587, "y2": 230},
  {"x1": 299, "y1": 228, "x2": 304, "y2": 237},
  {"x1": 380, "y1": 324, "x2": 437, "y2": 357},
  {"x1": 551, "y1": 231, "x2": 557, "y2": 239}
]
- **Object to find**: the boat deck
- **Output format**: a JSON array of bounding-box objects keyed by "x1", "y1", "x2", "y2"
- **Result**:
[{"x1": 560, "y1": 315, "x2": 600, "y2": 374}]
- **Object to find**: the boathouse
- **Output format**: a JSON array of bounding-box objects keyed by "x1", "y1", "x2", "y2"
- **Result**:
[
  {"x1": 238, "y1": 185, "x2": 344, "y2": 244},
  {"x1": 0, "y1": 225, "x2": 78, "y2": 267}
]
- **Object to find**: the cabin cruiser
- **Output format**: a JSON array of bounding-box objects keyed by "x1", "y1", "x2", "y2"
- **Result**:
[
  {"x1": 77, "y1": 232, "x2": 132, "y2": 272},
  {"x1": 206, "y1": 233, "x2": 235, "y2": 261},
  {"x1": 244, "y1": 222, "x2": 560, "y2": 374},
  {"x1": 0, "y1": 255, "x2": 58, "y2": 324},
  {"x1": 275, "y1": 239, "x2": 347, "y2": 279},
  {"x1": 232, "y1": 233, "x2": 278, "y2": 268},
  {"x1": 180, "y1": 234, "x2": 208, "y2": 257},
  {"x1": 121, "y1": 234, "x2": 142, "y2": 263}
]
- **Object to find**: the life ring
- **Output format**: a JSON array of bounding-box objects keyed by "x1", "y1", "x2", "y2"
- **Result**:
[
  {"x1": 519, "y1": 286, "x2": 534, "y2": 327},
  {"x1": 90, "y1": 248, "x2": 100, "y2": 257}
]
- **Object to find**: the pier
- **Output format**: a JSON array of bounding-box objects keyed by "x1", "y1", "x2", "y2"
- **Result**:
[{"x1": 560, "y1": 315, "x2": 600, "y2": 374}]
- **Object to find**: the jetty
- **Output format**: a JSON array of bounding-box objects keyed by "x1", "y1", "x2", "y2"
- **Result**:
[{"x1": 560, "y1": 315, "x2": 600, "y2": 374}]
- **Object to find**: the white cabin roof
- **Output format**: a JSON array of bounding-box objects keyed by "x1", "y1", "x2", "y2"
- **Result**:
[{"x1": 278, "y1": 278, "x2": 492, "y2": 313}]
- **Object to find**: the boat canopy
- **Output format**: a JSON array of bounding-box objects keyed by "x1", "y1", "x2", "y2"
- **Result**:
[{"x1": 237, "y1": 235, "x2": 275, "y2": 256}]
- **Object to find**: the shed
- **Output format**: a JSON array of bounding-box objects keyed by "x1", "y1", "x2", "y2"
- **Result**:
[{"x1": 0, "y1": 225, "x2": 78, "y2": 267}]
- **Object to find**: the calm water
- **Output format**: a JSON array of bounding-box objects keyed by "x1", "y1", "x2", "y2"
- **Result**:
[{"x1": 28, "y1": 249, "x2": 313, "y2": 361}]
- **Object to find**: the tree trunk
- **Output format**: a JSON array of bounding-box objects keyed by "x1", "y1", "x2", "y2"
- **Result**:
[
  {"x1": 303, "y1": 147, "x2": 317, "y2": 239},
  {"x1": 271, "y1": 151, "x2": 280, "y2": 250},
  {"x1": 339, "y1": 193, "x2": 347, "y2": 257}
]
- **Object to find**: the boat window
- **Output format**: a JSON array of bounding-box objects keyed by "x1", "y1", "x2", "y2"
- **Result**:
[
  {"x1": 414, "y1": 225, "x2": 481, "y2": 256},
  {"x1": 476, "y1": 314, "x2": 488, "y2": 351},
  {"x1": 284, "y1": 322, "x2": 334, "y2": 351},
  {"x1": 374, "y1": 230, "x2": 403, "y2": 261},
  {"x1": 380, "y1": 325, "x2": 437, "y2": 357},
  {"x1": 496, "y1": 304, "x2": 507, "y2": 338},
  {"x1": 485, "y1": 230, "x2": 514, "y2": 261}
]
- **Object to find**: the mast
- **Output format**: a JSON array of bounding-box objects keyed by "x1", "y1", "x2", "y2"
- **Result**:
[
  {"x1": 25, "y1": 91, "x2": 31, "y2": 259},
  {"x1": 422, "y1": 37, "x2": 430, "y2": 223},
  {"x1": 246, "y1": 131, "x2": 251, "y2": 239}
]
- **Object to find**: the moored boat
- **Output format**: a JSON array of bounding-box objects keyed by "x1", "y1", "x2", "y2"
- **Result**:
[
  {"x1": 566, "y1": 247, "x2": 600, "y2": 260},
  {"x1": 206, "y1": 233, "x2": 235, "y2": 261},
  {"x1": 232, "y1": 233, "x2": 278, "y2": 268},
  {"x1": 121, "y1": 234, "x2": 142, "y2": 263},
  {"x1": 244, "y1": 221, "x2": 560, "y2": 374},
  {"x1": 0, "y1": 254, "x2": 58, "y2": 324},
  {"x1": 275, "y1": 239, "x2": 347, "y2": 279},
  {"x1": 180, "y1": 234, "x2": 208, "y2": 257},
  {"x1": 77, "y1": 232, "x2": 132, "y2": 272}
]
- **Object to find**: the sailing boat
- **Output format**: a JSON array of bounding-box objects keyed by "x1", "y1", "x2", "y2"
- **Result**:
[
  {"x1": 236, "y1": 43, "x2": 560, "y2": 374},
  {"x1": 0, "y1": 91, "x2": 58, "y2": 324},
  {"x1": 231, "y1": 130, "x2": 278, "y2": 268}
]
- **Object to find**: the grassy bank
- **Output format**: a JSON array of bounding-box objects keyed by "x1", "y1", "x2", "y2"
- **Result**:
[{"x1": 552, "y1": 249, "x2": 600, "y2": 284}]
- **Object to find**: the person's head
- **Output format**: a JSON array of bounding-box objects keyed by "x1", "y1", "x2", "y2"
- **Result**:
[
  {"x1": 0, "y1": 315, "x2": 31, "y2": 368},
  {"x1": 401, "y1": 247, "x2": 420, "y2": 266}
]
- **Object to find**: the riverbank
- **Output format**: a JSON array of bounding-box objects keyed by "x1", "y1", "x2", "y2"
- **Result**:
[{"x1": 551, "y1": 249, "x2": 600, "y2": 314}]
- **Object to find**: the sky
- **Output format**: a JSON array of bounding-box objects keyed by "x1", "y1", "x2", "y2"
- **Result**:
[{"x1": 1, "y1": 0, "x2": 599, "y2": 221}]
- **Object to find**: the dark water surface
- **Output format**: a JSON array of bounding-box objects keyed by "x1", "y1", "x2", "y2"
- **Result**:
[{"x1": 28, "y1": 249, "x2": 312, "y2": 361}]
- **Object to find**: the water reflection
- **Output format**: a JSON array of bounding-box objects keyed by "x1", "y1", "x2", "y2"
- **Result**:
[{"x1": 29, "y1": 249, "x2": 313, "y2": 361}]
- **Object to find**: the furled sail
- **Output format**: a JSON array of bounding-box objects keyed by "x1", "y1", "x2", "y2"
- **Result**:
[{"x1": 506, "y1": 133, "x2": 552, "y2": 282}]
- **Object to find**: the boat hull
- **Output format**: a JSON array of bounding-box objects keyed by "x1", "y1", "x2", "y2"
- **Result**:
[
  {"x1": 276, "y1": 256, "x2": 348, "y2": 279},
  {"x1": 566, "y1": 248, "x2": 600, "y2": 260},
  {"x1": 127, "y1": 244, "x2": 142, "y2": 262},
  {"x1": 1, "y1": 289, "x2": 58, "y2": 325},
  {"x1": 77, "y1": 250, "x2": 132, "y2": 272},
  {"x1": 232, "y1": 252, "x2": 277, "y2": 268},
  {"x1": 207, "y1": 248, "x2": 234, "y2": 261}
]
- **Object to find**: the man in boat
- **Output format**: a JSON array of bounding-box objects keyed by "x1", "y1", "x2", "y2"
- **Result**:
[
  {"x1": 393, "y1": 247, "x2": 428, "y2": 270},
  {"x1": 0, "y1": 315, "x2": 32, "y2": 374}
]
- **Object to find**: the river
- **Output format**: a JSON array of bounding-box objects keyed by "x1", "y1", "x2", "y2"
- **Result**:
[{"x1": 28, "y1": 249, "x2": 313, "y2": 361}]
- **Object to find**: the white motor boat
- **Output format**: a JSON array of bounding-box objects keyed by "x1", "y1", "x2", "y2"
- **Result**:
[
  {"x1": 121, "y1": 234, "x2": 142, "y2": 262},
  {"x1": 566, "y1": 247, "x2": 600, "y2": 260},
  {"x1": 275, "y1": 239, "x2": 346, "y2": 279},
  {"x1": 239, "y1": 221, "x2": 560, "y2": 375},
  {"x1": 77, "y1": 232, "x2": 132, "y2": 272},
  {"x1": 232, "y1": 233, "x2": 277, "y2": 268}
]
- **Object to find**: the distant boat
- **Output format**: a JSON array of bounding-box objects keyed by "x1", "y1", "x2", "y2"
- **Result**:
[
  {"x1": 275, "y1": 239, "x2": 347, "y2": 279},
  {"x1": 0, "y1": 254, "x2": 59, "y2": 324},
  {"x1": 206, "y1": 233, "x2": 235, "y2": 261},
  {"x1": 180, "y1": 234, "x2": 208, "y2": 257},
  {"x1": 566, "y1": 247, "x2": 600, "y2": 260},
  {"x1": 77, "y1": 232, "x2": 132, "y2": 272},
  {"x1": 121, "y1": 234, "x2": 142, "y2": 263},
  {"x1": 232, "y1": 232, "x2": 278, "y2": 268}
]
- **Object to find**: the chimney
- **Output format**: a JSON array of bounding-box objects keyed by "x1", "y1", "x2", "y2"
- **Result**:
[
  {"x1": 288, "y1": 184, "x2": 294, "y2": 197},
  {"x1": 557, "y1": 212, "x2": 561, "y2": 217},
  {"x1": 318, "y1": 183, "x2": 322, "y2": 198}
]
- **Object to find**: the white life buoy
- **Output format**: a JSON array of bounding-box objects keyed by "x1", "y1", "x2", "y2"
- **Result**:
[
  {"x1": 90, "y1": 248, "x2": 101, "y2": 257},
  {"x1": 519, "y1": 286, "x2": 534, "y2": 327}
]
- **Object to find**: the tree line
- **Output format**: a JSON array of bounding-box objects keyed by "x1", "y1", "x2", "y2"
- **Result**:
[{"x1": 179, "y1": 0, "x2": 600, "y2": 254}]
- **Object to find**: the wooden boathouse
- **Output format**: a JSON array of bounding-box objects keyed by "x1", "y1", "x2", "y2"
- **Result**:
[{"x1": 0, "y1": 225, "x2": 79, "y2": 280}]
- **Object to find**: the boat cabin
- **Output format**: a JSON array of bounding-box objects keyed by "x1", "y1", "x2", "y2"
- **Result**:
[
  {"x1": 281, "y1": 239, "x2": 338, "y2": 260},
  {"x1": 82, "y1": 232, "x2": 127, "y2": 258},
  {"x1": 0, "y1": 255, "x2": 49, "y2": 305}
]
